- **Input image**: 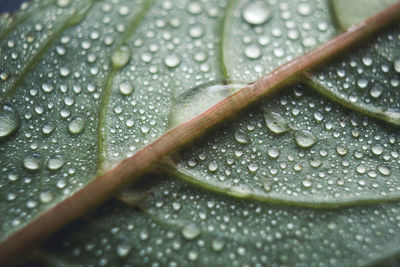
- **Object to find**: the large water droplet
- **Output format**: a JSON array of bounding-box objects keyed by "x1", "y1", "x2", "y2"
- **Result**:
[
  {"x1": 267, "y1": 147, "x2": 280, "y2": 159},
  {"x1": 117, "y1": 243, "x2": 131, "y2": 257},
  {"x1": 244, "y1": 45, "x2": 261, "y2": 59},
  {"x1": 182, "y1": 224, "x2": 201, "y2": 240},
  {"x1": 119, "y1": 82, "x2": 134, "y2": 95},
  {"x1": 234, "y1": 129, "x2": 250, "y2": 144},
  {"x1": 242, "y1": 1, "x2": 271, "y2": 25},
  {"x1": 68, "y1": 117, "x2": 85, "y2": 135},
  {"x1": 264, "y1": 112, "x2": 288, "y2": 134},
  {"x1": 111, "y1": 46, "x2": 131, "y2": 69},
  {"x1": 23, "y1": 153, "x2": 41, "y2": 171},
  {"x1": 39, "y1": 192, "x2": 53, "y2": 203},
  {"x1": 164, "y1": 54, "x2": 181, "y2": 68},
  {"x1": 47, "y1": 155, "x2": 64, "y2": 171},
  {"x1": 394, "y1": 56, "x2": 400, "y2": 73},
  {"x1": 0, "y1": 105, "x2": 19, "y2": 139},
  {"x1": 370, "y1": 83, "x2": 383, "y2": 98},
  {"x1": 212, "y1": 238, "x2": 225, "y2": 252},
  {"x1": 294, "y1": 130, "x2": 317, "y2": 148}
]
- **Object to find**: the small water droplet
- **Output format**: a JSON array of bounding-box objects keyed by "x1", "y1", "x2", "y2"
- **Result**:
[
  {"x1": 267, "y1": 146, "x2": 280, "y2": 159},
  {"x1": 377, "y1": 165, "x2": 390, "y2": 176},
  {"x1": 47, "y1": 155, "x2": 64, "y2": 171},
  {"x1": 57, "y1": 0, "x2": 70, "y2": 7},
  {"x1": 187, "y1": 1, "x2": 203, "y2": 14},
  {"x1": 242, "y1": 1, "x2": 271, "y2": 25},
  {"x1": 39, "y1": 192, "x2": 53, "y2": 203},
  {"x1": 0, "y1": 105, "x2": 19, "y2": 139},
  {"x1": 182, "y1": 224, "x2": 201, "y2": 240},
  {"x1": 117, "y1": 243, "x2": 131, "y2": 257},
  {"x1": 263, "y1": 182, "x2": 272, "y2": 192},
  {"x1": 248, "y1": 163, "x2": 258, "y2": 172},
  {"x1": 302, "y1": 179, "x2": 312, "y2": 188},
  {"x1": 371, "y1": 145, "x2": 383, "y2": 156},
  {"x1": 294, "y1": 130, "x2": 317, "y2": 148},
  {"x1": 119, "y1": 82, "x2": 134, "y2": 95},
  {"x1": 211, "y1": 238, "x2": 225, "y2": 252},
  {"x1": 336, "y1": 144, "x2": 348, "y2": 156},
  {"x1": 42, "y1": 83, "x2": 54, "y2": 93},
  {"x1": 370, "y1": 83, "x2": 383, "y2": 98},
  {"x1": 234, "y1": 129, "x2": 250, "y2": 144},
  {"x1": 264, "y1": 112, "x2": 288, "y2": 134},
  {"x1": 189, "y1": 25, "x2": 204, "y2": 38},
  {"x1": 244, "y1": 45, "x2": 261, "y2": 59},
  {"x1": 298, "y1": 3, "x2": 312, "y2": 16},
  {"x1": 23, "y1": 153, "x2": 41, "y2": 171},
  {"x1": 208, "y1": 161, "x2": 219, "y2": 172},
  {"x1": 164, "y1": 54, "x2": 181, "y2": 68},
  {"x1": 68, "y1": 117, "x2": 85, "y2": 135},
  {"x1": 111, "y1": 46, "x2": 131, "y2": 69}
]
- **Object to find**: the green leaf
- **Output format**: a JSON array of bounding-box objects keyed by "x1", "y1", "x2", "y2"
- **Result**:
[
  {"x1": 1, "y1": 0, "x2": 400, "y2": 266},
  {"x1": 44, "y1": 176, "x2": 400, "y2": 266}
]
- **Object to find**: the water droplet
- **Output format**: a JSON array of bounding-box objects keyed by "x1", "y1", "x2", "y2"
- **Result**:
[
  {"x1": 313, "y1": 112, "x2": 324, "y2": 122},
  {"x1": 370, "y1": 83, "x2": 383, "y2": 98},
  {"x1": 39, "y1": 192, "x2": 53, "y2": 203},
  {"x1": 263, "y1": 182, "x2": 272, "y2": 192},
  {"x1": 188, "y1": 251, "x2": 199, "y2": 261},
  {"x1": 182, "y1": 224, "x2": 201, "y2": 240},
  {"x1": 111, "y1": 46, "x2": 130, "y2": 69},
  {"x1": 57, "y1": 0, "x2": 70, "y2": 7},
  {"x1": 309, "y1": 158, "x2": 321, "y2": 168},
  {"x1": 248, "y1": 163, "x2": 258, "y2": 172},
  {"x1": 23, "y1": 153, "x2": 41, "y2": 171},
  {"x1": 119, "y1": 82, "x2": 134, "y2": 95},
  {"x1": 234, "y1": 129, "x2": 250, "y2": 144},
  {"x1": 187, "y1": 1, "x2": 203, "y2": 14},
  {"x1": 244, "y1": 45, "x2": 261, "y2": 59},
  {"x1": 356, "y1": 164, "x2": 366, "y2": 174},
  {"x1": 357, "y1": 78, "x2": 368, "y2": 89},
  {"x1": 377, "y1": 165, "x2": 390, "y2": 176},
  {"x1": 189, "y1": 25, "x2": 204, "y2": 38},
  {"x1": 336, "y1": 144, "x2": 348, "y2": 156},
  {"x1": 294, "y1": 130, "x2": 317, "y2": 148},
  {"x1": 394, "y1": 56, "x2": 400, "y2": 73},
  {"x1": 42, "y1": 122, "x2": 55, "y2": 135},
  {"x1": 264, "y1": 112, "x2": 288, "y2": 134},
  {"x1": 242, "y1": 1, "x2": 271, "y2": 25},
  {"x1": 68, "y1": 117, "x2": 85, "y2": 135},
  {"x1": 208, "y1": 161, "x2": 219, "y2": 172},
  {"x1": 302, "y1": 179, "x2": 312, "y2": 188},
  {"x1": 47, "y1": 155, "x2": 64, "y2": 171},
  {"x1": 298, "y1": 3, "x2": 312, "y2": 16},
  {"x1": 164, "y1": 54, "x2": 180, "y2": 68},
  {"x1": 371, "y1": 145, "x2": 383, "y2": 156},
  {"x1": 267, "y1": 147, "x2": 280, "y2": 159},
  {"x1": 117, "y1": 243, "x2": 131, "y2": 257},
  {"x1": 211, "y1": 238, "x2": 225, "y2": 252},
  {"x1": 0, "y1": 105, "x2": 19, "y2": 139},
  {"x1": 42, "y1": 83, "x2": 54, "y2": 93}
]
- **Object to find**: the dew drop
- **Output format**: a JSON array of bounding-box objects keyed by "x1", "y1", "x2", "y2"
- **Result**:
[
  {"x1": 187, "y1": 1, "x2": 203, "y2": 14},
  {"x1": 208, "y1": 161, "x2": 219, "y2": 172},
  {"x1": 0, "y1": 105, "x2": 19, "y2": 139},
  {"x1": 182, "y1": 224, "x2": 201, "y2": 240},
  {"x1": 244, "y1": 45, "x2": 261, "y2": 59},
  {"x1": 39, "y1": 192, "x2": 53, "y2": 203},
  {"x1": 370, "y1": 83, "x2": 383, "y2": 98},
  {"x1": 47, "y1": 155, "x2": 64, "y2": 171},
  {"x1": 117, "y1": 243, "x2": 131, "y2": 257},
  {"x1": 267, "y1": 146, "x2": 280, "y2": 159},
  {"x1": 119, "y1": 82, "x2": 134, "y2": 95},
  {"x1": 189, "y1": 25, "x2": 204, "y2": 38},
  {"x1": 212, "y1": 238, "x2": 225, "y2": 252},
  {"x1": 394, "y1": 56, "x2": 400, "y2": 73},
  {"x1": 68, "y1": 117, "x2": 85, "y2": 135},
  {"x1": 335, "y1": 144, "x2": 348, "y2": 156},
  {"x1": 164, "y1": 54, "x2": 181, "y2": 68},
  {"x1": 264, "y1": 112, "x2": 288, "y2": 134},
  {"x1": 371, "y1": 144, "x2": 383, "y2": 156},
  {"x1": 263, "y1": 182, "x2": 272, "y2": 192},
  {"x1": 298, "y1": 3, "x2": 312, "y2": 16},
  {"x1": 242, "y1": 1, "x2": 271, "y2": 25},
  {"x1": 248, "y1": 163, "x2": 258, "y2": 172},
  {"x1": 57, "y1": 0, "x2": 70, "y2": 7},
  {"x1": 23, "y1": 153, "x2": 41, "y2": 171},
  {"x1": 302, "y1": 179, "x2": 312, "y2": 188},
  {"x1": 42, "y1": 83, "x2": 54, "y2": 93},
  {"x1": 234, "y1": 129, "x2": 250, "y2": 144},
  {"x1": 377, "y1": 165, "x2": 390, "y2": 176},
  {"x1": 294, "y1": 130, "x2": 317, "y2": 148},
  {"x1": 111, "y1": 46, "x2": 131, "y2": 69}
]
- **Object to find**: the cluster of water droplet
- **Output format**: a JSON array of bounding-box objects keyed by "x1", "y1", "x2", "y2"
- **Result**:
[
  {"x1": 103, "y1": 0, "x2": 228, "y2": 163},
  {"x1": 313, "y1": 25, "x2": 400, "y2": 121},
  {"x1": 227, "y1": 0, "x2": 336, "y2": 82},
  {"x1": 47, "y1": 177, "x2": 400, "y2": 266},
  {"x1": 177, "y1": 85, "x2": 400, "y2": 203}
]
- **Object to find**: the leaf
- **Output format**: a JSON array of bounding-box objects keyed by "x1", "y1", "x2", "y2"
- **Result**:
[
  {"x1": 44, "y1": 176, "x2": 400, "y2": 266},
  {"x1": 1, "y1": 0, "x2": 400, "y2": 266}
]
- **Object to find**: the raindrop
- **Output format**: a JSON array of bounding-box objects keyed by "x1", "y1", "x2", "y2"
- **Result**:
[
  {"x1": 119, "y1": 83, "x2": 134, "y2": 95},
  {"x1": 208, "y1": 161, "x2": 219, "y2": 172},
  {"x1": 42, "y1": 122, "x2": 54, "y2": 135},
  {"x1": 189, "y1": 26, "x2": 204, "y2": 38},
  {"x1": 117, "y1": 244, "x2": 131, "y2": 257},
  {"x1": 47, "y1": 155, "x2": 64, "y2": 171},
  {"x1": 111, "y1": 46, "x2": 131, "y2": 69},
  {"x1": 263, "y1": 182, "x2": 272, "y2": 192},
  {"x1": 68, "y1": 117, "x2": 85, "y2": 135},
  {"x1": 335, "y1": 144, "x2": 348, "y2": 156},
  {"x1": 234, "y1": 129, "x2": 250, "y2": 144},
  {"x1": 23, "y1": 153, "x2": 41, "y2": 171},
  {"x1": 187, "y1": 1, "x2": 203, "y2": 14},
  {"x1": 42, "y1": 83, "x2": 54, "y2": 93},
  {"x1": 164, "y1": 54, "x2": 181, "y2": 68},
  {"x1": 39, "y1": 192, "x2": 53, "y2": 203},
  {"x1": 0, "y1": 105, "x2": 19, "y2": 139},
  {"x1": 267, "y1": 147, "x2": 280, "y2": 159},
  {"x1": 182, "y1": 224, "x2": 201, "y2": 240},
  {"x1": 377, "y1": 165, "x2": 390, "y2": 176},
  {"x1": 394, "y1": 56, "x2": 400, "y2": 73},
  {"x1": 298, "y1": 3, "x2": 312, "y2": 16},
  {"x1": 242, "y1": 1, "x2": 271, "y2": 25},
  {"x1": 244, "y1": 45, "x2": 261, "y2": 59},
  {"x1": 370, "y1": 83, "x2": 383, "y2": 98},
  {"x1": 264, "y1": 112, "x2": 288, "y2": 134},
  {"x1": 294, "y1": 130, "x2": 317, "y2": 148},
  {"x1": 302, "y1": 179, "x2": 312, "y2": 188},
  {"x1": 371, "y1": 145, "x2": 383, "y2": 156},
  {"x1": 57, "y1": 0, "x2": 70, "y2": 7},
  {"x1": 248, "y1": 163, "x2": 258, "y2": 172},
  {"x1": 211, "y1": 238, "x2": 225, "y2": 252}
]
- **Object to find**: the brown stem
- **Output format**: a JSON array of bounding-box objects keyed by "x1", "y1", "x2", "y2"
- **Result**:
[{"x1": 1, "y1": 2, "x2": 400, "y2": 266}]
